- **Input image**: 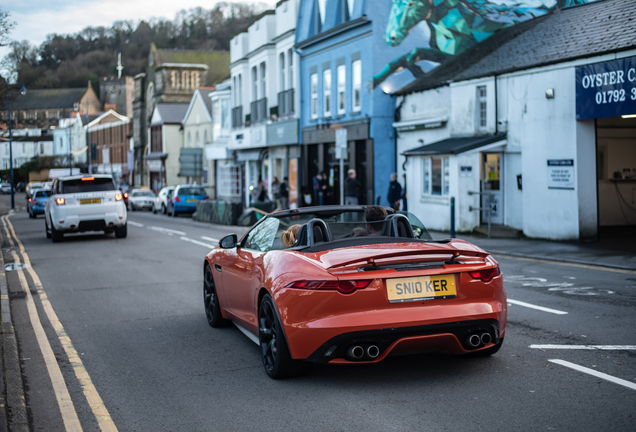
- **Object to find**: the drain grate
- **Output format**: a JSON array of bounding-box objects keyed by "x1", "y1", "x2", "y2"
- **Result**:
[{"x1": 4, "y1": 263, "x2": 29, "y2": 271}]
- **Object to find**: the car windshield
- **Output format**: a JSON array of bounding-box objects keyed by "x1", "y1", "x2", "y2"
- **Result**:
[
  {"x1": 35, "y1": 190, "x2": 51, "y2": 198},
  {"x1": 132, "y1": 190, "x2": 155, "y2": 197},
  {"x1": 60, "y1": 177, "x2": 115, "y2": 193},
  {"x1": 178, "y1": 187, "x2": 206, "y2": 196},
  {"x1": 245, "y1": 209, "x2": 432, "y2": 252}
]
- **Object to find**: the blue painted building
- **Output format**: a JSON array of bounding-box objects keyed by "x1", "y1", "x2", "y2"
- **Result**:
[{"x1": 295, "y1": 0, "x2": 431, "y2": 205}]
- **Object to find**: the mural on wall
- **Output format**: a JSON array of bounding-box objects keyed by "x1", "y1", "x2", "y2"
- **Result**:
[{"x1": 373, "y1": 0, "x2": 592, "y2": 91}]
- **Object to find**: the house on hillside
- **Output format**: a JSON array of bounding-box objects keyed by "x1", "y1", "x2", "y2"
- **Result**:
[{"x1": 0, "y1": 84, "x2": 101, "y2": 131}]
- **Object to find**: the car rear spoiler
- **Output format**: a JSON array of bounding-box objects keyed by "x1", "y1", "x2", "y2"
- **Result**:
[{"x1": 326, "y1": 242, "x2": 489, "y2": 269}]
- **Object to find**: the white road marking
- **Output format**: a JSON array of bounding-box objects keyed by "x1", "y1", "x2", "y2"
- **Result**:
[
  {"x1": 531, "y1": 345, "x2": 636, "y2": 351},
  {"x1": 150, "y1": 226, "x2": 186, "y2": 236},
  {"x1": 180, "y1": 237, "x2": 216, "y2": 249},
  {"x1": 201, "y1": 236, "x2": 219, "y2": 243},
  {"x1": 128, "y1": 221, "x2": 144, "y2": 227},
  {"x1": 549, "y1": 359, "x2": 636, "y2": 391},
  {"x1": 507, "y1": 299, "x2": 568, "y2": 315}
]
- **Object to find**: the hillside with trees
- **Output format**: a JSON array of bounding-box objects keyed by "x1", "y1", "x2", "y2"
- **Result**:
[{"x1": 1, "y1": 2, "x2": 267, "y2": 91}]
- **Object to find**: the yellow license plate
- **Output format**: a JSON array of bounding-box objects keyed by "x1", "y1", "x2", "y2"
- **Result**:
[
  {"x1": 80, "y1": 198, "x2": 101, "y2": 205},
  {"x1": 386, "y1": 274, "x2": 456, "y2": 303},
  {"x1": 187, "y1": 199, "x2": 199, "y2": 203}
]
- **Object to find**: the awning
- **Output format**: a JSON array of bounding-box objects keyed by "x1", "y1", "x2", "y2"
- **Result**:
[
  {"x1": 143, "y1": 152, "x2": 168, "y2": 161},
  {"x1": 402, "y1": 133, "x2": 507, "y2": 156}
]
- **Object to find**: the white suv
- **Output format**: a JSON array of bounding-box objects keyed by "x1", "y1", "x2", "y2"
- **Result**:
[{"x1": 45, "y1": 174, "x2": 127, "y2": 242}]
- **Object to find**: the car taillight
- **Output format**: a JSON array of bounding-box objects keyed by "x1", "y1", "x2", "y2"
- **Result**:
[
  {"x1": 123, "y1": 192, "x2": 128, "y2": 199},
  {"x1": 55, "y1": 197, "x2": 65, "y2": 205},
  {"x1": 286, "y1": 280, "x2": 373, "y2": 294},
  {"x1": 174, "y1": 196, "x2": 182, "y2": 202},
  {"x1": 115, "y1": 193, "x2": 123, "y2": 201},
  {"x1": 204, "y1": 195, "x2": 209, "y2": 200},
  {"x1": 28, "y1": 198, "x2": 31, "y2": 202},
  {"x1": 469, "y1": 266, "x2": 501, "y2": 282}
]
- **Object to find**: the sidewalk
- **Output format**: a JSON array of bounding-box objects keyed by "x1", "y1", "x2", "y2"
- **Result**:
[{"x1": 428, "y1": 229, "x2": 636, "y2": 271}]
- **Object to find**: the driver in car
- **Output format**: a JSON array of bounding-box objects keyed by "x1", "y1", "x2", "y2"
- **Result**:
[{"x1": 352, "y1": 205, "x2": 388, "y2": 237}]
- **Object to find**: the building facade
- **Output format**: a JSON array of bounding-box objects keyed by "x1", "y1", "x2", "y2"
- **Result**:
[
  {"x1": 183, "y1": 87, "x2": 216, "y2": 195},
  {"x1": 87, "y1": 111, "x2": 132, "y2": 182},
  {"x1": 394, "y1": 0, "x2": 635, "y2": 240}
]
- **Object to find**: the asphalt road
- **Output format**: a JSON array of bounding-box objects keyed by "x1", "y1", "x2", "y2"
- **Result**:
[{"x1": 2, "y1": 201, "x2": 635, "y2": 431}]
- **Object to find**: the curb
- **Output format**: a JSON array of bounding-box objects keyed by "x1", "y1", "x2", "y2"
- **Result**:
[
  {"x1": 0, "y1": 216, "x2": 30, "y2": 432},
  {"x1": 487, "y1": 250, "x2": 636, "y2": 272}
]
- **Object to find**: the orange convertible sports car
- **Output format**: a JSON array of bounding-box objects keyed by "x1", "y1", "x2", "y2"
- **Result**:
[{"x1": 203, "y1": 206, "x2": 506, "y2": 379}]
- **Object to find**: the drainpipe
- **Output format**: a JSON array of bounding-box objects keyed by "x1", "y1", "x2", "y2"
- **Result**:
[{"x1": 494, "y1": 75, "x2": 498, "y2": 135}]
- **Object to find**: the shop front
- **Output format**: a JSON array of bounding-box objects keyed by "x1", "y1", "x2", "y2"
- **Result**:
[
  {"x1": 267, "y1": 118, "x2": 301, "y2": 209},
  {"x1": 301, "y1": 118, "x2": 373, "y2": 206}
]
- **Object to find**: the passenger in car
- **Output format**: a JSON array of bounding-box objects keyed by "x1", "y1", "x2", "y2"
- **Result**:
[
  {"x1": 352, "y1": 205, "x2": 388, "y2": 237},
  {"x1": 282, "y1": 224, "x2": 301, "y2": 247}
]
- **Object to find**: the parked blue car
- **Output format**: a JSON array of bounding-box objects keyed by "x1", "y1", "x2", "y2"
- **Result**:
[
  {"x1": 27, "y1": 189, "x2": 51, "y2": 218},
  {"x1": 167, "y1": 185, "x2": 208, "y2": 217}
]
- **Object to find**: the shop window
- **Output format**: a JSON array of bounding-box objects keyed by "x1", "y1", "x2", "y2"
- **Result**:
[
  {"x1": 352, "y1": 59, "x2": 361, "y2": 112},
  {"x1": 323, "y1": 68, "x2": 331, "y2": 117},
  {"x1": 311, "y1": 73, "x2": 318, "y2": 119},
  {"x1": 337, "y1": 64, "x2": 345, "y2": 115},
  {"x1": 218, "y1": 163, "x2": 241, "y2": 197},
  {"x1": 477, "y1": 86, "x2": 487, "y2": 131},
  {"x1": 422, "y1": 156, "x2": 449, "y2": 196}
]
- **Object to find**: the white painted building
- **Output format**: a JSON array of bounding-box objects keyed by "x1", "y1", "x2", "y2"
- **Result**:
[
  {"x1": 229, "y1": 0, "x2": 301, "y2": 208},
  {"x1": 0, "y1": 129, "x2": 54, "y2": 169},
  {"x1": 182, "y1": 87, "x2": 216, "y2": 196},
  {"x1": 394, "y1": 0, "x2": 635, "y2": 241}
]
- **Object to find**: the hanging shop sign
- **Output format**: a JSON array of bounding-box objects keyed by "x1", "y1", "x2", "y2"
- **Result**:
[{"x1": 575, "y1": 56, "x2": 636, "y2": 120}]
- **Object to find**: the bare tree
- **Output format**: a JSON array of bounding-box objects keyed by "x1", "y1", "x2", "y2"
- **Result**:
[{"x1": 0, "y1": 7, "x2": 15, "y2": 47}]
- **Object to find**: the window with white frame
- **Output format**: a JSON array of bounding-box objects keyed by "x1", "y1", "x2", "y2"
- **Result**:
[
  {"x1": 311, "y1": 73, "x2": 318, "y2": 119},
  {"x1": 232, "y1": 76, "x2": 237, "y2": 105},
  {"x1": 279, "y1": 53, "x2": 285, "y2": 91},
  {"x1": 323, "y1": 68, "x2": 331, "y2": 117},
  {"x1": 238, "y1": 74, "x2": 243, "y2": 106},
  {"x1": 252, "y1": 67, "x2": 258, "y2": 101},
  {"x1": 217, "y1": 162, "x2": 241, "y2": 197},
  {"x1": 352, "y1": 59, "x2": 361, "y2": 112},
  {"x1": 221, "y1": 97, "x2": 229, "y2": 133},
  {"x1": 422, "y1": 156, "x2": 450, "y2": 196},
  {"x1": 337, "y1": 64, "x2": 345, "y2": 115},
  {"x1": 477, "y1": 85, "x2": 487, "y2": 131},
  {"x1": 288, "y1": 49, "x2": 293, "y2": 90},
  {"x1": 260, "y1": 62, "x2": 267, "y2": 100}
]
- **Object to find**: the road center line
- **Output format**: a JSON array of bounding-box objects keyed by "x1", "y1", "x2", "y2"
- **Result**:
[
  {"x1": 150, "y1": 226, "x2": 186, "y2": 236},
  {"x1": 127, "y1": 221, "x2": 144, "y2": 227},
  {"x1": 493, "y1": 253, "x2": 636, "y2": 274},
  {"x1": 181, "y1": 237, "x2": 216, "y2": 249},
  {"x1": 549, "y1": 359, "x2": 636, "y2": 391},
  {"x1": 201, "y1": 236, "x2": 219, "y2": 243},
  {"x1": 531, "y1": 344, "x2": 636, "y2": 350},
  {"x1": 507, "y1": 299, "x2": 568, "y2": 315},
  {"x1": 3, "y1": 215, "x2": 118, "y2": 432}
]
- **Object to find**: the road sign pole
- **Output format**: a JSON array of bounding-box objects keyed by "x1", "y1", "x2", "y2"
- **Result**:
[{"x1": 336, "y1": 129, "x2": 347, "y2": 206}]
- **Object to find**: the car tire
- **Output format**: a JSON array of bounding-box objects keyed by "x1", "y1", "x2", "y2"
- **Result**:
[
  {"x1": 45, "y1": 218, "x2": 51, "y2": 239},
  {"x1": 259, "y1": 294, "x2": 312, "y2": 379},
  {"x1": 152, "y1": 206, "x2": 157, "y2": 214},
  {"x1": 203, "y1": 265, "x2": 229, "y2": 328},
  {"x1": 115, "y1": 223, "x2": 127, "y2": 239},
  {"x1": 50, "y1": 219, "x2": 63, "y2": 243},
  {"x1": 466, "y1": 338, "x2": 504, "y2": 357},
  {"x1": 171, "y1": 207, "x2": 177, "y2": 217},
  {"x1": 161, "y1": 203, "x2": 166, "y2": 214},
  {"x1": 28, "y1": 209, "x2": 34, "y2": 219}
]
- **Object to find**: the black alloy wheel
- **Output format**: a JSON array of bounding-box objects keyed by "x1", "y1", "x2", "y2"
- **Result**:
[
  {"x1": 204, "y1": 265, "x2": 228, "y2": 328},
  {"x1": 258, "y1": 294, "x2": 312, "y2": 379}
]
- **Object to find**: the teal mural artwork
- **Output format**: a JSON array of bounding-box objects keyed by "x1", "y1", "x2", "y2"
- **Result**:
[{"x1": 373, "y1": 0, "x2": 591, "y2": 89}]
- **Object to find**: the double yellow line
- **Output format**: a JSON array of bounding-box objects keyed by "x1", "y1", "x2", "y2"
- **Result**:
[{"x1": 1, "y1": 214, "x2": 117, "y2": 432}]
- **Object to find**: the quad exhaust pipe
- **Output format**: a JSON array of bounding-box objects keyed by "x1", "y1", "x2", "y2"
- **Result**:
[
  {"x1": 465, "y1": 332, "x2": 492, "y2": 349},
  {"x1": 367, "y1": 345, "x2": 380, "y2": 359}
]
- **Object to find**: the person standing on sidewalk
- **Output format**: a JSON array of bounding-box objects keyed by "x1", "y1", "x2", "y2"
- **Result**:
[
  {"x1": 387, "y1": 172, "x2": 402, "y2": 211},
  {"x1": 278, "y1": 177, "x2": 289, "y2": 210},
  {"x1": 344, "y1": 169, "x2": 361, "y2": 205}
]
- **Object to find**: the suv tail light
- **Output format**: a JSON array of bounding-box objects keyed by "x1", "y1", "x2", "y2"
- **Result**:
[
  {"x1": 286, "y1": 280, "x2": 373, "y2": 294},
  {"x1": 115, "y1": 193, "x2": 123, "y2": 201},
  {"x1": 469, "y1": 266, "x2": 501, "y2": 282},
  {"x1": 55, "y1": 197, "x2": 65, "y2": 205}
]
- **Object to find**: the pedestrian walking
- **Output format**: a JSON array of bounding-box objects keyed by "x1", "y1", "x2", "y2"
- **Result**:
[
  {"x1": 344, "y1": 169, "x2": 361, "y2": 205},
  {"x1": 278, "y1": 177, "x2": 289, "y2": 210},
  {"x1": 271, "y1": 177, "x2": 281, "y2": 206},
  {"x1": 387, "y1": 172, "x2": 402, "y2": 211}
]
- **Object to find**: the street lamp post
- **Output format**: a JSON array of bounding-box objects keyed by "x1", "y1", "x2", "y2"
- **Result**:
[{"x1": 6, "y1": 84, "x2": 27, "y2": 210}]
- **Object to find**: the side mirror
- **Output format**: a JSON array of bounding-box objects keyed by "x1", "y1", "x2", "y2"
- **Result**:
[{"x1": 219, "y1": 233, "x2": 238, "y2": 249}]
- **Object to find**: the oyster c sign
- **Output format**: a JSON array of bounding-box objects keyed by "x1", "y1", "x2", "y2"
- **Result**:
[{"x1": 576, "y1": 56, "x2": 636, "y2": 120}]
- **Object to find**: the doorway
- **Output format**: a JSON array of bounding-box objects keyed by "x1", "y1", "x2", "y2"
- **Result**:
[{"x1": 481, "y1": 152, "x2": 503, "y2": 225}]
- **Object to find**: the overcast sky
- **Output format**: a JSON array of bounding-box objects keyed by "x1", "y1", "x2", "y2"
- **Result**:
[{"x1": 0, "y1": 0, "x2": 276, "y2": 59}]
